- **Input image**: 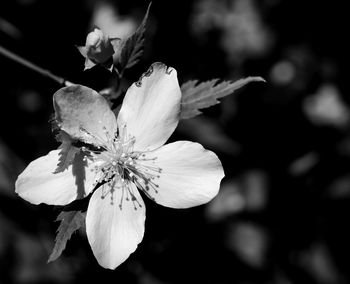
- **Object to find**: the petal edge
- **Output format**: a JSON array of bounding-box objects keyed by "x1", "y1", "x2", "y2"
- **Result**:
[
  {"x1": 15, "y1": 150, "x2": 97, "y2": 206},
  {"x1": 117, "y1": 62, "x2": 181, "y2": 151},
  {"x1": 86, "y1": 181, "x2": 145, "y2": 269},
  {"x1": 53, "y1": 85, "x2": 118, "y2": 147},
  {"x1": 141, "y1": 141, "x2": 224, "y2": 208}
]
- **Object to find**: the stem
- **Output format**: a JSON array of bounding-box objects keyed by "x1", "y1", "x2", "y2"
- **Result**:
[
  {"x1": 0, "y1": 45, "x2": 73, "y2": 86},
  {"x1": 113, "y1": 65, "x2": 123, "y2": 88},
  {"x1": 109, "y1": 65, "x2": 123, "y2": 98}
]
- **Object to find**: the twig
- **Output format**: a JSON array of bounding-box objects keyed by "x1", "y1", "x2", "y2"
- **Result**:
[
  {"x1": 112, "y1": 65, "x2": 123, "y2": 89},
  {"x1": 0, "y1": 45, "x2": 73, "y2": 86}
]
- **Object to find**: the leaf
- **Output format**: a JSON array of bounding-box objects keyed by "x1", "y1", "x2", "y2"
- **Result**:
[
  {"x1": 48, "y1": 211, "x2": 85, "y2": 263},
  {"x1": 54, "y1": 131, "x2": 80, "y2": 173},
  {"x1": 180, "y1": 76, "x2": 265, "y2": 119},
  {"x1": 118, "y1": 2, "x2": 151, "y2": 70}
]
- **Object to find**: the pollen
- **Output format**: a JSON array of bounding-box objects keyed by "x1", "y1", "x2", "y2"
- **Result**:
[{"x1": 82, "y1": 123, "x2": 162, "y2": 210}]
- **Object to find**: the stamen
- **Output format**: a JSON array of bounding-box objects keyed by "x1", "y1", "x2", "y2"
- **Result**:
[
  {"x1": 85, "y1": 123, "x2": 162, "y2": 209},
  {"x1": 125, "y1": 157, "x2": 162, "y2": 197},
  {"x1": 119, "y1": 182, "x2": 125, "y2": 210}
]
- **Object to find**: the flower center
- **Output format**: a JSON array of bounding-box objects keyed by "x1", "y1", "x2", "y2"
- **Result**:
[{"x1": 81, "y1": 124, "x2": 162, "y2": 210}]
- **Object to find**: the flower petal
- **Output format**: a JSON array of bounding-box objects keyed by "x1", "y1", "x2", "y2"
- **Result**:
[
  {"x1": 84, "y1": 58, "x2": 96, "y2": 71},
  {"x1": 53, "y1": 85, "x2": 118, "y2": 147},
  {"x1": 15, "y1": 150, "x2": 97, "y2": 206},
  {"x1": 117, "y1": 62, "x2": 181, "y2": 151},
  {"x1": 86, "y1": 181, "x2": 145, "y2": 269},
  {"x1": 77, "y1": 46, "x2": 88, "y2": 57},
  {"x1": 140, "y1": 141, "x2": 224, "y2": 208}
]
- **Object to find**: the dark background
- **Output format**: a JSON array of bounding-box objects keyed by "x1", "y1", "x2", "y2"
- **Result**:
[{"x1": 1, "y1": 0, "x2": 350, "y2": 283}]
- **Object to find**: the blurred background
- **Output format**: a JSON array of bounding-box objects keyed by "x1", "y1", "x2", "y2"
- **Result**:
[{"x1": 1, "y1": 0, "x2": 350, "y2": 283}]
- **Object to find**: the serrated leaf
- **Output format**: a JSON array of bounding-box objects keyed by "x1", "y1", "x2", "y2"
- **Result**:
[
  {"x1": 48, "y1": 211, "x2": 85, "y2": 263},
  {"x1": 118, "y1": 2, "x2": 151, "y2": 70},
  {"x1": 180, "y1": 76, "x2": 265, "y2": 119},
  {"x1": 54, "y1": 131, "x2": 80, "y2": 173}
]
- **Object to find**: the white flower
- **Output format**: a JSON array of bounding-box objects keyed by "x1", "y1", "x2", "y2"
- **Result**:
[{"x1": 15, "y1": 62, "x2": 224, "y2": 269}]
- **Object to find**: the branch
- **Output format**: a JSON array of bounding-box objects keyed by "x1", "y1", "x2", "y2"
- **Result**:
[{"x1": 0, "y1": 45, "x2": 73, "y2": 86}]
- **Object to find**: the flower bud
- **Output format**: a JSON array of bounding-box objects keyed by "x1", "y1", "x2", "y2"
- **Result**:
[
  {"x1": 77, "y1": 28, "x2": 121, "y2": 71},
  {"x1": 86, "y1": 28, "x2": 104, "y2": 48}
]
